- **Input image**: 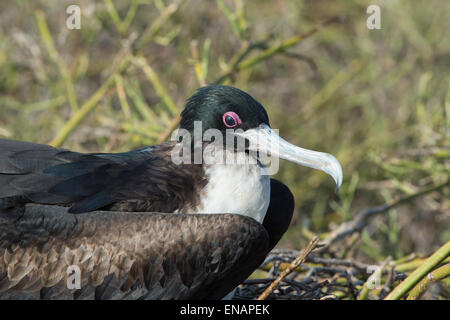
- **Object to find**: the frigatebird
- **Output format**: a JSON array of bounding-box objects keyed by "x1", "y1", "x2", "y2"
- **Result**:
[{"x1": 0, "y1": 85, "x2": 342, "y2": 299}]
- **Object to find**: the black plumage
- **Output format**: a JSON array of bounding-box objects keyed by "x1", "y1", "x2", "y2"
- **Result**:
[
  {"x1": 0, "y1": 179, "x2": 293, "y2": 299},
  {"x1": 0, "y1": 139, "x2": 206, "y2": 214}
]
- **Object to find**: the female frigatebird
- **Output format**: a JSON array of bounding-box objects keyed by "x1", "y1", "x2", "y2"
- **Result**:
[{"x1": 0, "y1": 85, "x2": 342, "y2": 299}]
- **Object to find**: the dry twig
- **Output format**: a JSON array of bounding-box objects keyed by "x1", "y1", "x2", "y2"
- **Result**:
[{"x1": 257, "y1": 236, "x2": 320, "y2": 300}]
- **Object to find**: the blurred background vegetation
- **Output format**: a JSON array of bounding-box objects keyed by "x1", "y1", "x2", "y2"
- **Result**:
[{"x1": 0, "y1": 0, "x2": 448, "y2": 299}]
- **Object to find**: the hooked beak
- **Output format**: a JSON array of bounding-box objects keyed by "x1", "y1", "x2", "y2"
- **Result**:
[{"x1": 232, "y1": 123, "x2": 343, "y2": 191}]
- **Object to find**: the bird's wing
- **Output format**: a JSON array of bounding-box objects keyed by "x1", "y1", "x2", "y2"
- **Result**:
[
  {"x1": 0, "y1": 204, "x2": 269, "y2": 300},
  {"x1": 0, "y1": 139, "x2": 204, "y2": 213}
]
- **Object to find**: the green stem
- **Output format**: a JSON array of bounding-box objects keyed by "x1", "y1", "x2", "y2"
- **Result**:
[
  {"x1": 396, "y1": 256, "x2": 450, "y2": 272},
  {"x1": 357, "y1": 259, "x2": 389, "y2": 300},
  {"x1": 136, "y1": 0, "x2": 181, "y2": 49},
  {"x1": 132, "y1": 56, "x2": 179, "y2": 116},
  {"x1": 406, "y1": 263, "x2": 450, "y2": 300},
  {"x1": 49, "y1": 56, "x2": 131, "y2": 147},
  {"x1": 215, "y1": 17, "x2": 340, "y2": 84},
  {"x1": 36, "y1": 11, "x2": 78, "y2": 112},
  {"x1": 385, "y1": 241, "x2": 450, "y2": 300}
]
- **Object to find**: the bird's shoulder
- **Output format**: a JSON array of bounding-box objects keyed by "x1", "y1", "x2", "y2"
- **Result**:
[{"x1": 0, "y1": 139, "x2": 206, "y2": 214}]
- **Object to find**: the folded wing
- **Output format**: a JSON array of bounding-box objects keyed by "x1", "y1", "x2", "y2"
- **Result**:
[
  {"x1": 0, "y1": 204, "x2": 269, "y2": 299},
  {"x1": 0, "y1": 139, "x2": 204, "y2": 213}
]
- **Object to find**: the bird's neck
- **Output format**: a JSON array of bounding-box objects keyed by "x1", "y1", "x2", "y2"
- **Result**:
[{"x1": 190, "y1": 150, "x2": 271, "y2": 223}]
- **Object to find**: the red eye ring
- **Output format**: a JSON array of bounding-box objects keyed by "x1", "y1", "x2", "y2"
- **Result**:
[{"x1": 222, "y1": 111, "x2": 242, "y2": 128}]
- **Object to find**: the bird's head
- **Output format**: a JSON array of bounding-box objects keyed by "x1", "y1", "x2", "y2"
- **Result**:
[{"x1": 178, "y1": 85, "x2": 343, "y2": 190}]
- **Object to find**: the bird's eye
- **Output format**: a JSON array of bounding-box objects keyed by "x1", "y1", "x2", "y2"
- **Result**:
[{"x1": 222, "y1": 111, "x2": 242, "y2": 128}]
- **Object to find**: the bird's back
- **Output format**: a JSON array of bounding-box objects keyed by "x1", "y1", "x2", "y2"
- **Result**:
[{"x1": 0, "y1": 139, "x2": 206, "y2": 214}]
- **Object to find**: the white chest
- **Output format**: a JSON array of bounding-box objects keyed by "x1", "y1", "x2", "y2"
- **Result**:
[{"x1": 193, "y1": 152, "x2": 271, "y2": 224}]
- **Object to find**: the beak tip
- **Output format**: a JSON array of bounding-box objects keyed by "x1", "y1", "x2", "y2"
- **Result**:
[
  {"x1": 233, "y1": 123, "x2": 344, "y2": 192},
  {"x1": 329, "y1": 157, "x2": 343, "y2": 193}
]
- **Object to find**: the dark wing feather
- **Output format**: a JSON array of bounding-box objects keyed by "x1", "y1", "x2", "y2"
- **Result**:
[
  {"x1": 0, "y1": 139, "x2": 205, "y2": 213},
  {"x1": 263, "y1": 179, "x2": 295, "y2": 250},
  {"x1": 0, "y1": 204, "x2": 269, "y2": 300}
]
